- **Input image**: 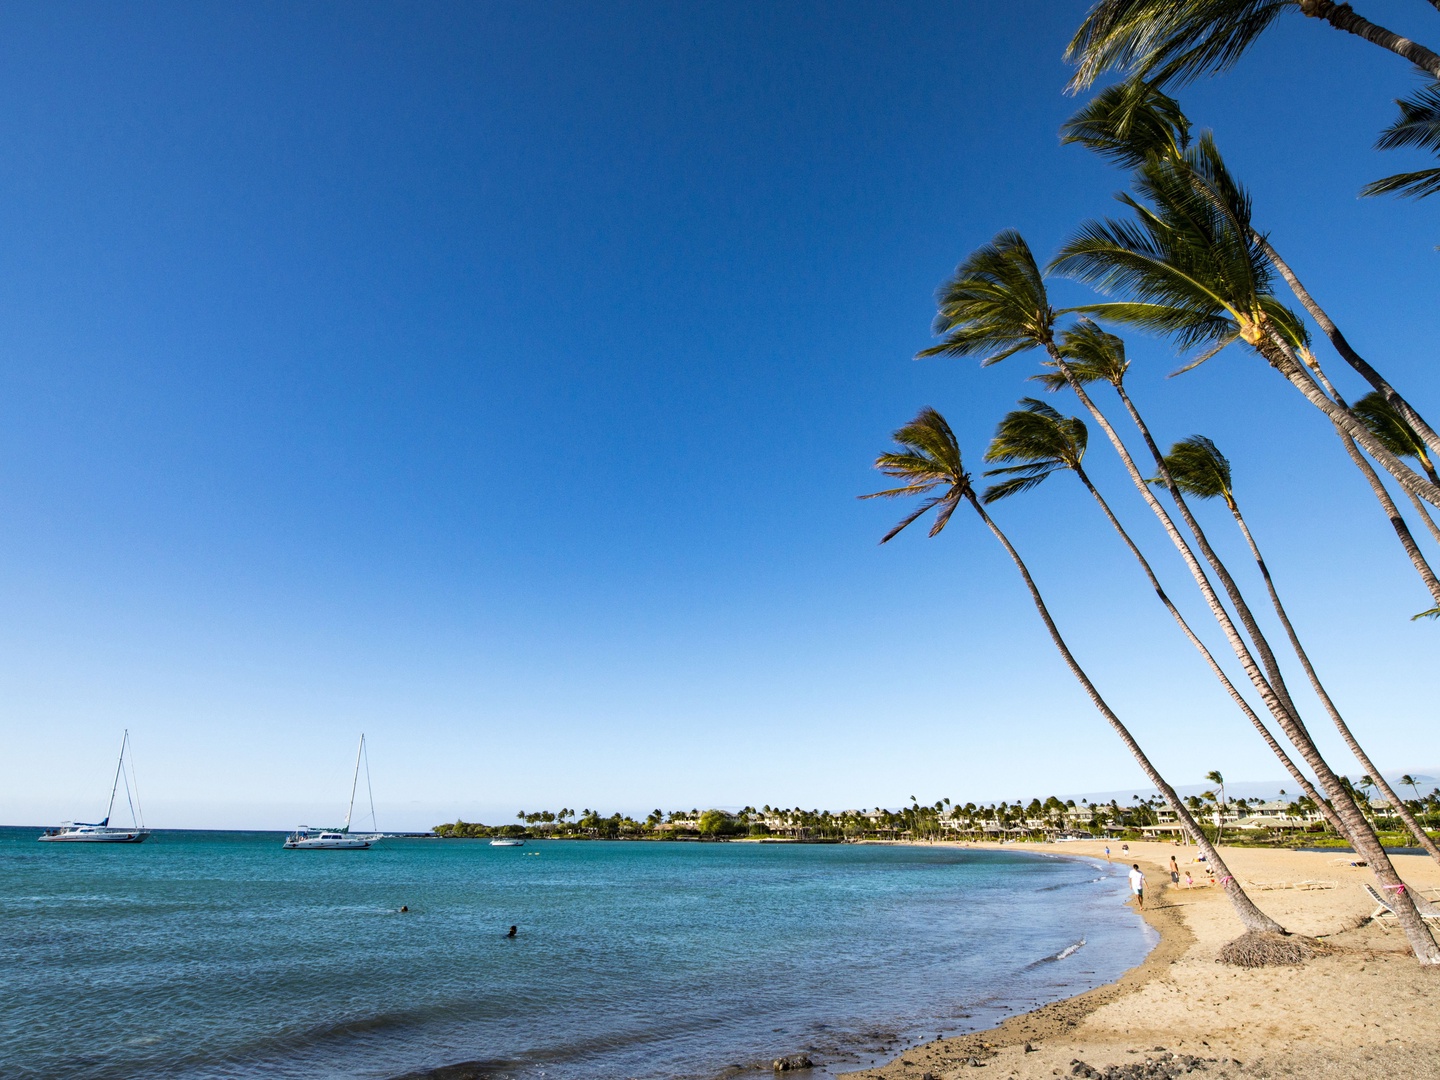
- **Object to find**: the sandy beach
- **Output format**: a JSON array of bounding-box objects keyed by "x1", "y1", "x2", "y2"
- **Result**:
[{"x1": 843, "y1": 841, "x2": 1440, "y2": 1080}]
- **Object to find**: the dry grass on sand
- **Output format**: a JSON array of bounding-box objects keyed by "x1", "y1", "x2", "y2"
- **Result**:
[{"x1": 841, "y1": 841, "x2": 1440, "y2": 1080}]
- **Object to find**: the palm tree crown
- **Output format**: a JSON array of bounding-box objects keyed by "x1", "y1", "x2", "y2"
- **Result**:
[
  {"x1": 1052, "y1": 134, "x2": 1308, "y2": 370},
  {"x1": 1155, "y1": 435, "x2": 1235, "y2": 507},
  {"x1": 859, "y1": 408, "x2": 973, "y2": 542},
  {"x1": 1061, "y1": 77, "x2": 1192, "y2": 168},
  {"x1": 982, "y1": 400, "x2": 1089, "y2": 502},
  {"x1": 920, "y1": 231, "x2": 1057, "y2": 363},
  {"x1": 1353, "y1": 391, "x2": 1439, "y2": 483}
]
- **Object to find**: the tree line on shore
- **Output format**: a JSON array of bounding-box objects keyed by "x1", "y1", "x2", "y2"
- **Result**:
[
  {"x1": 862, "y1": 1, "x2": 1440, "y2": 962},
  {"x1": 433, "y1": 780, "x2": 1440, "y2": 843}
]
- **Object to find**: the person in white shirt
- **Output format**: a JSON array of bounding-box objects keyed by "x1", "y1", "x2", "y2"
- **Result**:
[{"x1": 1128, "y1": 864, "x2": 1146, "y2": 908}]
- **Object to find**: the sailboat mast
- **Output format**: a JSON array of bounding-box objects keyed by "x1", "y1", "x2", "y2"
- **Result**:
[
  {"x1": 105, "y1": 731, "x2": 128, "y2": 824},
  {"x1": 343, "y1": 734, "x2": 364, "y2": 833}
]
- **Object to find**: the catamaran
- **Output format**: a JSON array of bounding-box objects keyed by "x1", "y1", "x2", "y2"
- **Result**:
[
  {"x1": 39, "y1": 730, "x2": 150, "y2": 843},
  {"x1": 284, "y1": 734, "x2": 382, "y2": 850}
]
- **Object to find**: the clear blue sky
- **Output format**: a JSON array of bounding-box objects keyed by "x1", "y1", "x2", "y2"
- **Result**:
[{"x1": 1, "y1": 2, "x2": 1435, "y2": 830}]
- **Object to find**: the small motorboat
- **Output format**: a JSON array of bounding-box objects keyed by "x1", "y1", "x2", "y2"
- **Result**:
[
  {"x1": 39, "y1": 731, "x2": 150, "y2": 844},
  {"x1": 489, "y1": 838, "x2": 525, "y2": 847}
]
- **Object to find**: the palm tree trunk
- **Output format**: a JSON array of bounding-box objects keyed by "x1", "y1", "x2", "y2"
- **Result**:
[
  {"x1": 963, "y1": 490, "x2": 1286, "y2": 935},
  {"x1": 1228, "y1": 499, "x2": 1440, "y2": 869},
  {"x1": 1299, "y1": 0, "x2": 1440, "y2": 78},
  {"x1": 1256, "y1": 235, "x2": 1440, "y2": 460},
  {"x1": 1111, "y1": 378, "x2": 1311, "y2": 730},
  {"x1": 1073, "y1": 465, "x2": 1351, "y2": 838},
  {"x1": 1403, "y1": 488, "x2": 1440, "y2": 549},
  {"x1": 1263, "y1": 340, "x2": 1440, "y2": 510},
  {"x1": 1045, "y1": 348, "x2": 1440, "y2": 962},
  {"x1": 1296, "y1": 349, "x2": 1440, "y2": 604}
]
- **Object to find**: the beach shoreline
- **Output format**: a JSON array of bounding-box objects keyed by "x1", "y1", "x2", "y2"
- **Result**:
[{"x1": 842, "y1": 840, "x2": 1440, "y2": 1080}]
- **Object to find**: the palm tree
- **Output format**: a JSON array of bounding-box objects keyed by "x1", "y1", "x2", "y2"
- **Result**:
[
  {"x1": 1353, "y1": 391, "x2": 1440, "y2": 548},
  {"x1": 1061, "y1": 77, "x2": 1440, "y2": 464},
  {"x1": 1206, "y1": 769, "x2": 1227, "y2": 807},
  {"x1": 923, "y1": 234, "x2": 1440, "y2": 961},
  {"x1": 1160, "y1": 433, "x2": 1440, "y2": 862},
  {"x1": 1065, "y1": 1, "x2": 1440, "y2": 89},
  {"x1": 1362, "y1": 83, "x2": 1440, "y2": 201},
  {"x1": 982, "y1": 398, "x2": 1347, "y2": 839},
  {"x1": 1051, "y1": 138, "x2": 1440, "y2": 510},
  {"x1": 863, "y1": 406, "x2": 1284, "y2": 933},
  {"x1": 1401, "y1": 775, "x2": 1427, "y2": 813}
]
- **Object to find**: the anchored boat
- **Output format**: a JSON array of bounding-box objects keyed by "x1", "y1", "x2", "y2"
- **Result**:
[
  {"x1": 284, "y1": 734, "x2": 382, "y2": 850},
  {"x1": 39, "y1": 730, "x2": 150, "y2": 843}
]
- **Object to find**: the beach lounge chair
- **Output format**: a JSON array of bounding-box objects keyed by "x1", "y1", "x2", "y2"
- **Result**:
[{"x1": 1362, "y1": 883, "x2": 1440, "y2": 921}]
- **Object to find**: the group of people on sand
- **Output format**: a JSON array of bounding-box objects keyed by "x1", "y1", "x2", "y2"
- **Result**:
[{"x1": 1106, "y1": 845, "x2": 1216, "y2": 909}]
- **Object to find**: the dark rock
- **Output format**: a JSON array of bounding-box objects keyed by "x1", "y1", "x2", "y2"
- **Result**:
[{"x1": 771, "y1": 1054, "x2": 813, "y2": 1072}]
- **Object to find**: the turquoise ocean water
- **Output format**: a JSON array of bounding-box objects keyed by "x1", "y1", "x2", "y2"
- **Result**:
[{"x1": 0, "y1": 830, "x2": 1154, "y2": 1079}]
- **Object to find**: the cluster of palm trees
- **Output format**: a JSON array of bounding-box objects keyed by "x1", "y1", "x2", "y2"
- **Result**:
[{"x1": 865, "y1": 2, "x2": 1440, "y2": 961}]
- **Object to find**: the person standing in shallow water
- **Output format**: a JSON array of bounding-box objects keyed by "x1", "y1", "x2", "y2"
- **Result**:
[{"x1": 1128, "y1": 864, "x2": 1145, "y2": 908}]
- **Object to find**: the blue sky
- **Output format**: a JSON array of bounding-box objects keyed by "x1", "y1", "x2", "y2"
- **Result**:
[{"x1": 1, "y1": 2, "x2": 1435, "y2": 830}]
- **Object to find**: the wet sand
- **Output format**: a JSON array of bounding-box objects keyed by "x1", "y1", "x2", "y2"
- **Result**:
[{"x1": 842, "y1": 840, "x2": 1440, "y2": 1080}]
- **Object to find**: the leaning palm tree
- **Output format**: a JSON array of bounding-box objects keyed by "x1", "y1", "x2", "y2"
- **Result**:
[
  {"x1": 1062, "y1": 78, "x2": 1440, "y2": 462},
  {"x1": 1066, "y1": 0, "x2": 1440, "y2": 89},
  {"x1": 1052, "y1": 138, "x2": 1440, "y2": 511},
  {"x1": 1362, "y1": 82, "x2": 1440, "y2": 201},
  {"x1": 982, "y1": 399, "x2": 1349, "y2": 839},
  {"x1": 1160, "y1": 433, "x2": 1440, "y2": 863},
  {"x1": 1352, "y1": 392, "x2": 1440, "y2": 550},
  {"x1": 922, "y1": 233, "x2": 1440, "y2": 961},
  {"x1": 863, "y1": 406, "x2": 1284, "y2": 933}
]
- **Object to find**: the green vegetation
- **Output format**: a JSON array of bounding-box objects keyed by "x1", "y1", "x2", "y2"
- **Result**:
[{"x1": 432, "y1": 788, "x2": 1440, "y2": 847}]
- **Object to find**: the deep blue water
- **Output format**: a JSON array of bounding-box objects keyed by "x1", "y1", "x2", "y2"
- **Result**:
[{"x1": 0, "y1": 830, "x2": 1155, "y2": 1079}]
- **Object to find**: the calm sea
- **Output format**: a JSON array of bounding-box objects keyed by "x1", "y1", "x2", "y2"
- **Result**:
[{"x1": 0, "y1": 830, "x2": 1154, "y2": 1079}]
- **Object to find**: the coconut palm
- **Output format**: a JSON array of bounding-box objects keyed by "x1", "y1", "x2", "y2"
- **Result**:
[
  {"x1": 922, "y1": 235, "x2": 1440, "y2": 960},
  {"x1": 1159, "y1": 433, "x2": 1440, "y2": 862},
  {"x1": 982, "y1": 399, "x2": 1347, "y2": 838},
  {"x1": 1065, "y1": 1, "x2": 1440, "y2": 90},
  {"x1": 1062, "y1": 78, "x2": 1440, "y2": 462},
  {"x1": 863, "y1": 406, "x2": 1284, "y2": 933},
  {"x1": 1352, "y1": 392, "x2": 1440, "y2": 550},
  {"x1": 1051, "y1": 140, "x2": 1440, "y2": 510},
  {"x1": 1206, "y1": 769, "x2": 1227, "y2": 807},
  {"x1": 1362, "y1": 82, "x2": 1440, "y2": 200}
]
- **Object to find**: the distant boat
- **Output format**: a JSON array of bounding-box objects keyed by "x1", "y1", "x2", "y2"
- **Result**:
[
  {"x1": 39, "y1": 730, "x2": 150, "y2": 844},
  {"x1": 490, "y1": 838, "x2": 525, "y2": 847},
  {"x1": 284, "y1": 735, "x2": 382, "y2": 851}
]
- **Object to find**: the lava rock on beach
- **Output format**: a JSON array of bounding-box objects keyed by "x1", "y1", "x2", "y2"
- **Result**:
[
  {"x1": 1070, "y1": 1051, "x2": 1230, "y2": 1078},
  {"x1": 771, "y1": 1053, "x2": 813, "y2": 1071}
]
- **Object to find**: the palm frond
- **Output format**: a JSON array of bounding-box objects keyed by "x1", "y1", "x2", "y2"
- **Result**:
[
  {"x1": 1156, "y1": 435, "x2": 1232, "y2": 501},
  {"x1": 920, "y1": 230, "x2": 1056, "y2": 362},
  {"x1": 861, "y1": 408, "x2": 972, "y2": 542},
  {"x1": 1057, "y1": 318, "x2": 1130, "y2": 384},
  {"x1": 1061, "y1": 77, "x2": 1192, "y2": 167},
  {"x1": 1374, "y1": 82, "x2": 1440, "y2": 154},
  {"x1": 1360, "y1": 167, "x2": 1440, "y2": 199},
  {"x1": 1352, "y1": 391, "x2": 1426, "y2": 460},
  {"x1": 1066, "y1": 0, "x2": 1293, "y2": 92},
  {"x1": 982, "y1": 470, "x2": 1061, "y2": 503}
]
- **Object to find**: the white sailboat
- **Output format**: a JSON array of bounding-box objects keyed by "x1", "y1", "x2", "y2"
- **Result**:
[
  {"x1": 39, "y1": 730, "x2": 150, "y2": 843},
  {"x1": 284, "y1": 734, "x2": 382, "y2": 850}
]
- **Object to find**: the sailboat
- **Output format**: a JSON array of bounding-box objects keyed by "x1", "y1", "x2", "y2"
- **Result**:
[
  {"x1": 39, "y1": 730, "x2": 150, "y2": 843},
  {"x1": 283, "y1": 734, "x2": 382, "y2": 850}
]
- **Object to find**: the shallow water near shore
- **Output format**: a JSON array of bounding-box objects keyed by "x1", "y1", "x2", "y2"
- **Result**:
[{"x1": 0, "y1": 829, "x2": 1155, "y2": 1079}]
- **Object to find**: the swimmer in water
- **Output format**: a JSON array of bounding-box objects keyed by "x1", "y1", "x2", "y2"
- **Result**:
[
  {"x1": 506, "y1": 925, "x2": 517, "y2": 938},
  {"x1": 399, "y1": 905, "x2": 409, "y2": 913}
]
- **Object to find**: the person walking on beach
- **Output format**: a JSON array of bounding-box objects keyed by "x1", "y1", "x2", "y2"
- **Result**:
[
  {"x1": 1129, "y1": 864, "x2": 1145, "y2": 908},
  {"x1": 1104, "y1": 845, "x2": 1110, "y2": 860},
  {"x1": 1169, "y1": 856, "x2": 1179, "y2": 885}
]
